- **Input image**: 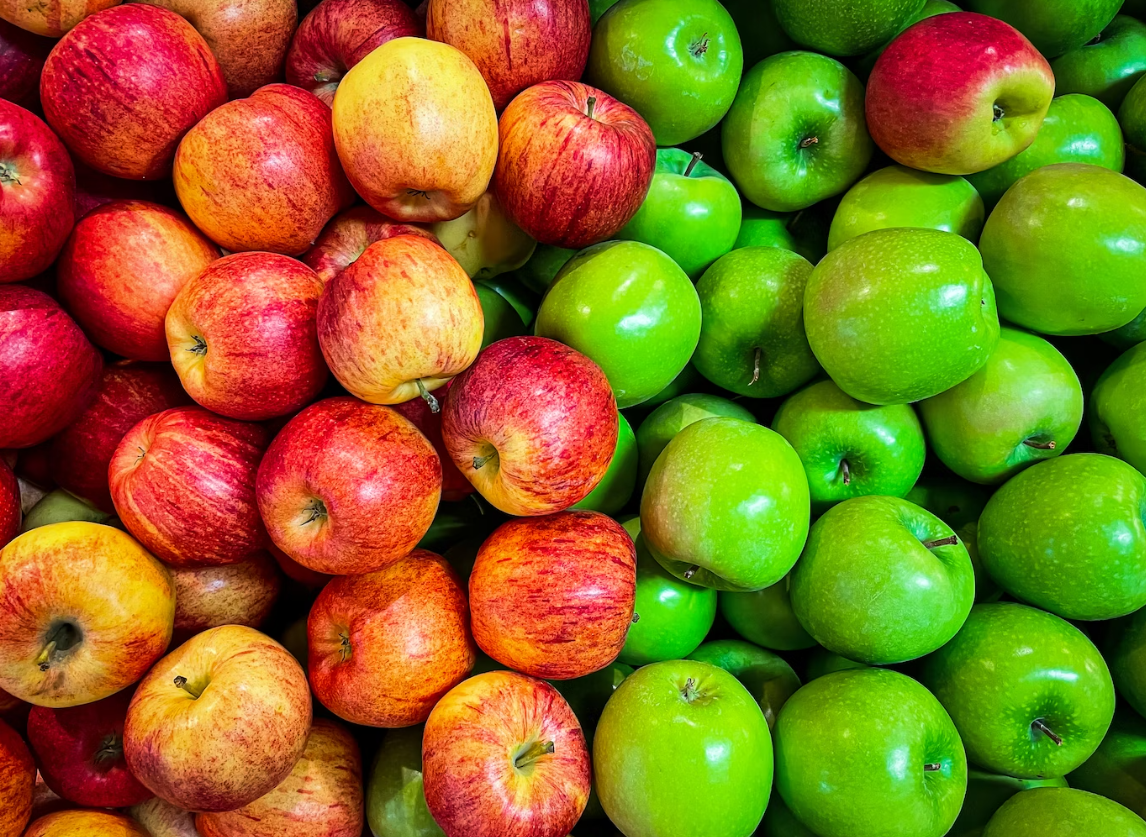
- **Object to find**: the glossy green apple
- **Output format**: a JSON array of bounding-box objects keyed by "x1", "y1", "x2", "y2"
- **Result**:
[
  {"x1": 759, "y1": 794, "x2": 818, "y2": 837},
  {"x1": 804, "y1": 648, "x2": 869, "y2": 681},
  {"x1": 21, "y1": 489, "x2": 117, "y2": 531},
  {"x1": 534, "y1": 240, "x2": 701, "y2": 408},
  {"x1": 694, "y1": 247, "x2": 820, "y2": 398},
  {"x1": 852, "y1": 0, "x2": 961, "y2": 80},
  {"x1": 772, "y1": 378, "x2": 926, "y2": 512},
  {"x1": 366, "y1": 725, "x2": 444, "y2": 837},
  {"x1": 1105, "y1": 606, "x2": 1146, "y2": 718},
  {"x1": 734, "y1": 205, "x2": 797, "y2": 250},
  {"x1": 950, "y1": 771, "x2": 1070, "y2": 837},
  {"x1": 967, "y1": 94, "x2": 1125, "y2": 208},
  {"x1": 774, "y1": 668, "x2": 967, "y2": 837},
  {"x1": 982, "y1": 788, "x2": 1146, "y2": 836},
  {"x1": 719, "y1": 0, "x2": 794, "y2": 69},
  {"x1": 475, "y1": 274, "x2": 539, "y2": 327},
  {"x1": 594, "y1": 660, "x2": 773, "y2": 837},
  {"x1": 587, "y1": 0, "x2": 743, "y2": 145},
  {"x1": 828, "y1": 166, "x2": 984, "y2": 251},
  {"x1": 1103, "y1": 308, "x2": 1146, "y2": 349},
  {"x1": 616, "y1": 148, "x2": 741, "y2": 279},
  {"x1": 1053, "y1": 16, "x2": 1146, "y2": 109},
  {"x1": 905, "y1": 474, "x2": 990, "y2": 530},
  {"x1": 722, "y1": 51, "x2": 873, "y2": 212},
  {"x1": 719, "y1": 574, "x2": 815, "y2": 652},
  {"x1": 572, "y1": 414, "x2": 637, "y2": 515},
  {"x1": 636, "y1": 393, "x2": 756, "y2": 486},
  {"x1": 963, "y1": 0, "x2": 1122, "y2": 57},
  {"x1": 640, "y1": 417, "x2": 810, "y2": 591},
  {"x1": 517, "y1": 244, "x2": 575, "y2": 295},
  {"x1": 617, "y1": 516, "x2": 717, "y2": 666},
  {"x1": 804, "y1": 228, "x2": 1000, "y2": 405},
  {"x1": 1090, "y1": 341, "x2": 1146, "y2": 474},
  {"x1": 1069, "y1": 708, "x2": 1146, "y2": 818},
  {"x1": 978, "y1": 453, "x2": 1146, "y2": 620},
  {"x1": 772, "y1": 0, "x2": 926, "y2": 56},
  {"x1": 589, "y1": 0, "x2": 618, "y2": 23},
  {"x1": 687, "y1": 639, "x2": 800, "y2": 728},
  {"x1": 920, "y1": 602, "x2": 1116, "y2": 779},
  {"x1": 474, "y1": 282, "x2": 526, "y2": 349}
]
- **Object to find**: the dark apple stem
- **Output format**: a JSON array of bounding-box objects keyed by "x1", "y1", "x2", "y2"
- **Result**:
[
  {"x1": 922, "y1": 535, "x2": 959, "y2": 549},
  {"x1": 749, "y1": 347, "x2": 762, "y2": 386},
  {"x1": 302, "y1": 499, "x2": 327, "y2": 526},
  {"x1": 682, "y1": 565, "x2": 699, "y2": 580},
  {"x1": 35, "y1": 640, "x2": 57, "y2": 672},
  {"x1": 515, "y1": 740, "x2": 555, "y2": 769},
  {"x1": 631, "y1": 612, "x2": 640, "y2": 623},
  {"x1": 94, "y1": 734, "x2": 123, "y2": 765},
  {"x1": 585, "y1": 96, "x2": 597, "y2": 120},
  {"x1": 1032, "y1": 719, "x2": 1063, "y2": 746},
  {"x1": 799, "y1": 136, "x2": 819, "y2": 149},
  {"x1": 839, "y1": 458, "x2": 851, "y2": 486},
  {"x1": 339, "y1": 631, "x2": 352, "y2": 662},
  {"x1": 924, "y1": 763, "x2": 942, "y2": 772},
  {"x1": 1023, "y1": 438, "x2": 1056, "y2": 450},
  {"x1": 173, "y1": 676, "x2": 203, "y2": 700},
  {"x1": 415, "y1": 380, "x2": 440, "y2": 414},
  {"x1": 993, "y1": 103, "x2": 1005, "y2": 121},
  {"x1": 680, "y1": 677, "x2": 700, "y2": 703},
  {"x1": 189, "y1": 335, "x2": 207, "y2": 356},
  {"x1": 473, "y1": 450, "x2": 499, "y2": 471},
  {"x1": 684, "y1": 152, "x2": 703, "y2": 177}
]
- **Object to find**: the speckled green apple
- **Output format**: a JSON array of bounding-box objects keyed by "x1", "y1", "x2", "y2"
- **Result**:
[
  {"x1": 1105, "y1": 607, "x2": 1146, "y2": 718},
  {"x1": 365, "y1": 725, "x2": 444, "y2": 837},
  {"x1": 1090, "y1": 341, "x2": 1146, "y2": 475},
  {"x1": 949, "y1": 771, "x2": 1069, "y2": 837},
  {"x1": 982, "y1": 788, "x2": 1146, "y2": 837},
  {"x1": 1069, "y1": 708, "x2": 1146, "y2": 818},
  {"x1": 852, "y1": 0, "x2": 961, "y2": 80},
  {"x1": 720, "y1": 574, "x2": 815, "y2": 652},
  {"x1": 571, "y1": 414, "x2": 637, "y2": 516},
  {"x1": 1053, "y1": 16, "x2": 1146, "y2": 109},
  {"x1": 636, "y1": 393, "x2": 756, "y2": 487},
  {"x1": 772, "y1": 0, "x2": 925, "y2": 56},
  {"x1": 734, "y1": 206, "x2": 797, "y2": 251},
  {"x1": 688, "y1": 639, "x2": 800, "y2": 728},
  {"x1": 963, "y1": 0, "x2": 1123, "y2": 57},
  {"x1": 638, "y1": 363, "x2": 705, "y2": 410},
  {"x1": 804, "y1": 228, "x2": 1000, "y2": 405}
]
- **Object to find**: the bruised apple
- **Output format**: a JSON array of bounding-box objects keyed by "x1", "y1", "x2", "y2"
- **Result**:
[{"x1": 301, "y1": 205, "x2": 435, "y2": 283}]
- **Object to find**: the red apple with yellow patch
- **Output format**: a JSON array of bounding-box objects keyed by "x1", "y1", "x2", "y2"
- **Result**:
[
  {"x1": 170, "y1": 551, "x2": 282, "y2": 643},
  {"x1": 24, "y1": 809, "x2": 149, "y2": 836},
  {"x1": 301, "y1": 205, "x2": 435, "y2": 284},
  {"x1": 0, "y1": 716, "x2": 34, "y2": 837}
]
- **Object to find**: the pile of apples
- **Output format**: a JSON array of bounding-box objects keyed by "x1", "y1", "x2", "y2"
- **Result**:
[{"x1": 5, "y1": 0, "x2": 1146, "y2": 834}]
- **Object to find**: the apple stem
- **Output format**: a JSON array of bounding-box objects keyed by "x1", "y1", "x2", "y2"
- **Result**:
[
  {"x1": 189, "y1": 335, "x2": 207, "y2": 356},
  {"x1": 313, "y1": 69, "x2": 337, "y2": 83},
  {"x1": 690, "y1": 33, "x2": 709, "y2": 56},
  {"x1": 922, "y1": 534, "x2": 959, "y2": 550},
  {"x1": 415, "y1": 379, "x2": 441, "y2": 414},
  {"x1": 798, "y1": 136, "x2": 819, "y2": 149},
  {"x1": 680, "y1": 677, "x2": 700, "y2": 703},
  {"x1": 1032, "y1": 718, "x2": 1063, "y2": 746},
  {"x1": 839, "y1": 458, "x2": 851, "y2": 486},
  {"x1": 94, "y1": 734, "x2": 123, "y2": 765},
  {"x1": 923, "y1": 763, "x2": 942, "y2": 772},
  {"x1": 173, "y1": 676, "x2": 203, "y2": 700},
  {"x1": 993, "y1": 103, "x2": 1004, "y2": 122},
  {"x1": 339, "y1": 631, "x2": 352, "y2": 662},
  {"x1": 585, "y1": 96, "x2": 597, "y2": 120},
  {"x1": 34, "y1": 640, "x2": 57, "y2": 672},
  {"x1": 682, "y1": 565, "x2": 699, "y2": 580},
  {"x1": 514, "y1": 740, "x2": 555, "y2": 769},
  {"x1": 749, "y1": 347, "x2": 762, "y2": 386},
  {"x1": 1023, "y1": 438, "x2": 1056, "y2": 450},
  {"x1": 473, "y1": 450, "x2": 499, "y2": 471},
  {"x1": 632, "y1": 612, "x2": 640, "y2": 623},
  {"x1": 684, "y1": 152, "x2": 704, "y2": 177}
]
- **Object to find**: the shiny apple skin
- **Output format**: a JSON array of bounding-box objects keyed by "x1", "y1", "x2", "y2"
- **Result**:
[
  {"x1": 0, "y1": 0, "x2": 120, "y2": 37},
  {"x1": 0, "y1": 20, "x2": 52, "y2": 106},
  {"x1": 24, "y1": 809, "x2": 150, "y2": 836},
  {"x1": 170, "y1": 551, "x2": 282, "y2": 643},
  {"x1": 0, "y1": 716, "x2": 34, "y2": 837},
  {"x1": 0, "y1": 460, "x2": 18, "y2": 548},
  {"x1": 392, "y1": 380, "x2": 474, "y2": 502},
  {"x1": 301, "y1": 205, "x2": 436, "y2": 283}
]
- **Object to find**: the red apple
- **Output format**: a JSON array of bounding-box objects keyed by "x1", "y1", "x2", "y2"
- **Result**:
[
  {"x1": 0, "y1": 716, "x2": 34, "y2": 837},
  {"x1": 392, "y1": 380, "x2": 473, "y2": 502},
  {"x1": 165, "y1": 253, "x2": 329, "y2": 421},
  {"x1": 47, "y1": 362, "x2": 191, "y2": 513},
  {"x1": 109, "y1": 407, "x2": 270, "y2": 568},
  {"x1": 72, "y1": 163, "x2": 169, "y2": 221},
  {"x1": 285, "y1": 0, "x2": 422, "y2": 106},
  {"x1": 493, "y1": 80, "x2": 655, "y2": 249},
  {"x1": 269, "y1": 543, "x2": 331, "y2": 589},
  {"x1": 57, "y1": 201, "x2": 221, "y2": 361},
  {"x1": 27, "y1": 691, "x2": 151, "y2": 808},
  {"x1": 422, "y1": 670, "x2": 589, "y2": 837},
  {"x1": 308, "y1": 549, "x2": 474, "y2": 727},
  {"x1": 170, "y1": 551, "x2": 282, "y2": 642},
  {"x1": 0, "y1": 20, "x2": 52, "y2": 109},
  {"x1": 0, "y1": 459, "x2": 18, "y2": 548},
  {"x1": 301, "y1": 205, "x2": 436, "y2": 284},
  {"x1": 173, "y1": 85, "x2": 354, "y2": 256},
  {"x1": 256, "y1": 397, "x2": 442, "y2": 576},
  {"x1": 40, "y1": 4, "x2": 228, "y2": 180},
  {"x1": 0, "y1": 101, "x2": 76, "y2": 284},
  {"x1": 29, "y1": 773, "x2": 74, "y2": 821},
  {"x1": 0, "y1": 686, "x2": 27, "y2": 736},
  {"x1": 441, "y1": 336, "x2": 617, "y2": 516},
  {"x1": 0, "y1": 286, "x2": 102, "y2": 450}
]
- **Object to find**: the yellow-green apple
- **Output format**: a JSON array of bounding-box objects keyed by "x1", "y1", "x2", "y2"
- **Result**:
[
  {"x1": 301, "y1": 205, "x2": 436, "y2": 284},
  {"x1": 24, "y1": 810, "x2": 149, "y2": 837},
  {"x1": 422, "y1": 670, "x2": 590, "y2": 837},
  {"x1": 308, "y1": 550, "x2": 474, "y2": 727},
  {"x1": 195, "y1": 719, "x2": 362, "y2": 837},
  {"x1": 0, "y1": 461, "x2": 18, "y2": 548},
  {"x1": 0, "y1": 717, "x2": 34, "y2": 837},
  {"x1": 332, "y1": 37, "x2": 497, "y2": 222},
  {"x1": 0, "y1": 522, "x2": 174, "y2": 708},
  {"x1": 40, "y1": 5, "x2": 227, "y2": 180},
  {"x1": 256, "y1": 398, "x2": 442, "y2": 575},
  {"x1": 426, "y1": 0, "x2": 590, "y2": 111},
  {"x1": 285, "y1": 0, "x2": 422, "y2": 106},
  {"x1": 123, "y1": 625, "x2": 311, "y2": 812},
  {"x1": 109, "y1": 407, "x2": 269, "y2": 568},
  {"x1": 165, "y1": 253, "x2": 328, "y2": 422},
  {"x1": 174, "y1": 85, "x2": 354, "y2": 256},
  {"x1": 429, "y1": 190, "x2": 536, "y2": 279},
  {"x1": 169, "y1": 551, "x2": 282, "y2": 643},
  {"x1": 0, "y1": 20, "x2": 52, "y2": 107},
  {"x1": 27, "y1": 691, "x2": 151, "y2": 807},
  {"x1": 48, "y1": 363, "x2": 191, "y2": 513},
  {"x1": 441, "y1": 336, "x2": 618, "y2": 516},
  {"x1": 0, "y1": 0, "x2": 119, "y2": 37},
  {"x1": 0, "y1": 102, "x2": 75, "y2": 284},
  {"x1": 866, "y1": 12, "x2": 1055, "y2": 175},
  {"x1": 469, "y1": 511, "x2": 635, "y2": 679},
  {"x1": 317, "y1": 234, "x2": 484, "y2": 406},
  {"x1": 130, "y1": 798, "x2": 200, "y2": 837},
  {"x1": 492, "y1": 80, "x2": 656, "y2": 249},
  {"x1": 392, "y1": 381, "x2": 474, "y2": 503}
]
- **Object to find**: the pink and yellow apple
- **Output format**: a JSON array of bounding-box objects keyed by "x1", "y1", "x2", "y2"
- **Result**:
[
  {"x1": 24, "y1": 809, "x2": 149, "y2": 836},
  {"x1": 301, "y1": 206, "x2": 435, "y2": 283},
  {"x1": 0, "y1": 0, "x2": 120, "y2": 37},
  {"x1": 0, "y1": 717, "x2": 34, "y2": 837},
  {"x1": 170, "y1": 551, "x2": 282, "y2": 643}
]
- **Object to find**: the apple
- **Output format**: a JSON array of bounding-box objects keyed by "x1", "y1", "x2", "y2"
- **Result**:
[
  {"x1": 256, "y1": 397, "x2": 442, "y2": 576},
  {"x1": 851, "y1": 0, "x2": 962, "y2": 80},
  {"x1": 165, "y1": 252, "x2": 329, "y2": 422},
  {"x1": 71, "y1": 161, "x2": 168, "y2": 220},
  {"x1": 130, "y1": 798, "x2": 201, "y2": 837},
  {"x1": 0, "y1": 21, "x2": 51, "y2": 108},
  {"x1": 0, "y1": 522, "x2": 175, "y2": 708},
  {"x1": 772, "y1": 0, "x2": 925, "y2": 56},
  {"x1": 301, "y1": 206, "x2": 436, "y2": 283},
  {"x1": 518, "y1": 244, "x2": 576, "y2": 294},
  {"x1": 40, "y1": 4, "x2": 228, "y2": 180},
  {"x1": 982, "y1": 788, "x2": 1146, "y2": 836},
  {"x1": 286, "y1": 0, "x2": 422, "y2": 106},
  {"x1": 0, "y1": 460, "x2": 18, "y2": 547},
  {"x1": 718, "y1": 0, "x2": 792, "y2": 69},
  {"x1": 0, "y1": 717, "x2": 34, "y2": 837},
  {"x1": 1102, "y1": 595, "x2": 1146, "y2": 718},
  {"x1": 317, "y1": 234, "x2": 484, "y2": 406},
  {"x1": 719, "y1": 575, "x2": 815, "y2": 652},
  {"x1": 687, "y1": 639, "x2": 800, "y2": 728},
  {"x1": 169, "y1": 551, "x2": 281, "y2": 642},
  {"x1": 866, "y1": 12, "x2": 1055, "y2": 175},
  {"x1": 365, "y1": 725, "x2": 440, "y2": 837},
  {"x1": 423, "y1": 670, "x2": 590, "y2": 837},
  {"x1": 123, "y1": 625, "x2": 312, "y2": 813},
  {"x1": 571, "y1": 414, "x2": 637, "y2": 515},
  {"x1": 963, "y1": 0, "x2": 1122, "y2": 57},
  {"x1": 332, "y1": 37, "x2": 497, "y2": 222},
  {"x1": 949, "y1": 770, "x2": 1068, "y2": 837},
  {"x1": 20, "y1": 491, "x2": 117, "y2": 533},
  {"x1": 428, "y1": 190, "x2": 536, "y2": 280},
  {"x1": 1092, "y1": 341, "x2": 1146, "y2": 474},
  {"x1": 0, "y1": 0, "x2": 119, "y2": 37},
  {"x1": 635, "y1": 393, "x2": 755, "y2": 487},
  {"x1": 23, "y1": 810, "x2": 150, "y2": 836},
  {"x1": 1053, "y1": 16, "x2": 1146, "y2": 109},
  {"x1": 391, "y1": 383, "x2": 473, "y2": 503},
  {"x1": 1068, "y1": 708, "x2": 1146, "y2": 818},
  {"x1": 0, "y1": 101, "x2": 75, "y2": 284},
  {"x1": 492, "y1": 80, "x2": 656, "y2": 249}
]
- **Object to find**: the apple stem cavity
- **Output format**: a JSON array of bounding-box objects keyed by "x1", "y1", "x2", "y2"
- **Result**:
[
  {"x1": 684, "y1": 152, "x2": 704, "y2": 177},
  {"x1": 473, "y1": 450, "x2": 499, "y2": 471},
  {"x1": 798, "y1": 136, "x2": 819, "y2": 149},
  {"x1": 35, "y1": 621, "x2": 81, "y2": 672},
  {"x1": 514, "y1": 740, "x2": 555, "y2": 769},
  {"x1": 339, "y1": 631, "x2": 352, "y2": 662},
  {"x1": 1032, "y1": 718, "x2": 1063, "y2": 746},
  {"x1": 585, "y1": 96, "x2": 597, "y2": 120},
  {"x1": 94, "y1": 734, "x2": 123, "y2": 765},
  {"x1": 173, "y1": 675, "x2": 204, "y2": 700},
  {"x1": 680, "y1": 677, "x2": 700, "y2": 703},
  {"x1": 749, "y1": 347, "x2": 762, "y2": 386},
  {"x1": 302, "y1": 498, "x2": 328, "y2": 526},
  {"x1": 839, "y1": 458, "x2": 851, "y2": 486},
  {"x1": 993, "y1": 103, "x2": 1004, "y2": 122},
  {"x1": 415, "y1": 379, "x2": 441, "y2": 414},
  {"x1": 922, "y1": 534, "x2": 959, "y2": 550},
  {"x1": 0, "y1": 163, "x2": 21, "y2": 186},
  {"x1": 690, "y1": 33, "x2": 709, "y2": 56},
  {"x1": 1023, "y1": 438, "x2": 1056, "y2": 450},
  {"x1": 924, "y1": 763, "x2": 942, "y2": 772}
]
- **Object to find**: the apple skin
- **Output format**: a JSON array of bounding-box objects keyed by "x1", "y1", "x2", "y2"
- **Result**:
[
  {"x1": 441, "y1": 336, "x2": 618, "y2": 516},
  {"x1": 301, "y1": 206, "x2": 435, "y2": 284},
  {"x1": 0, "y1": 522, "x2": 175, "y2": 709},
  {"x1": 492, "y1": 80, "x2": 656, "y2": 249},
  {"x1": 286, "y1": 0, "x2": 422, "y2": 106},
  {"x1": 426, "y1": 0, "x2": 591, "y2": 112},
  {"x1": 422, "y1": 670, "x2": 590, "y2": 837},
  {"x1": 0, "y1": 461, "x2": 19, "y2": 548},
  {"x1": 170, "y1": 551, "x2": 281, "y2": 642},
  {"x1": 0, "y1": 20, "x2": 52, "y2": 106},
  {"x1": 24, "y1": 810, "x2": 150, "y2": 837},
  {"x1": 1104, "y1": 606, "x2": 1146, "y2": 719},
  {"x1": 124, "y1": 625, "x2": 312, "y2": 813},
  {"x1": 963, "y1": 0, "x2": 1123, "y2": 58},
  {"x1": 257, "y1": 398, "x2": 443, "y2": 576},
  {"x1": 332, "y1": 37, "x2": 498, "y2": 223},
  {"x1": 1091, "y1": 341, "x2": 1146, "y2": 474},
  {"x1": 365, "y1": 725, "x2": 442, "y2": 837},
  {"x1": 20, "y1": 491, "x2": 117, "y2": 533},
  {"x1": 852, "y1": 0, "x2": 961, "y2": 80},
  {"x1": 0, "y1": 101, "x2": 76, "y2": 284},
  {"x1": 0, "y1": 717, "x2": 34, "y2": 837},
  {"x1": 866, "y1": 13, "x2": 1055, "y2": 175},
  {"x1": 40, "y1": 4, "x2": 228, "y2": 180},
  {"x1": 518, "y1": 244, "x2": 576, "y2": 294},
  {"x1": 392, "y1": 381, "x2": 474, "y2": 503},
  {"x1": 949, "y1": 771, "x2": 1067, "y2": 837},
  {"x1": 1068, "y1": 708, "x2": 1146, "y2": 819},
  {"x1": 635, "y1": 393, "x2": 755, "y2": 488},
  {"x1": 131, "y1": 798, "x2": 204, "y2": 837},
  {"x1": 571, "y1": 413, "x2": 637, "y2": 515},
  {"x1": 1053, "y1": 16, "x2": 1146, "y2": 109},
  {"x1": 772, "y1": 0, "x2": 925, "y2": 56},
  {"x1": 469, "y1": 511, "x2": 636, "y2": 680},
  {"x1": 983, "y1": 788, "x2": 1146, "y2": 836},
  {"x1": 165, "y1": 252, "x2": 329, "y2": 422},
  {"x1": 196, "y1": 719, "x2": 363, "y2": 837},
  {"x1": 317, "y1": 235, "x2": 484, "y2": 406},
  {"x1": 0, "y1": 0, "x2": 121, "y2": 37},
  {"x1": 687, "y1": 639, "x2": 800, "y2": 728},
  {"x1": 429, "y1": 189, "x2": 536, "y2": 281}
]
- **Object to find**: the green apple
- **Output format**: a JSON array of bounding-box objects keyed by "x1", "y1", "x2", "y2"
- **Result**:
[
  {"x1": 534, "y1": 240, "x2": 701, "y2": 408},
  {"x1": 21, "y1": 489, "x2": 117, "y2": 532},
  {"x1": 963, "y1": 0, "x2": 1123, "y2": 57},
  {"x1": 722, "y1": 51, "x2": 873, "y2": 212},
  {"x1": 474, "y1": 282, "x2": 526, "y2": 349},
  {"x1": 637, "y1": 362, "x2": 705, "y2": 410},
  {"x1": 905, "y1": 474, "x2": 989, "y2": 530},
  {"x1": 978, "y1": 453, "x2": 1146, "y2": 620},
  {"x1": 828, "y1": 166, "x2": 984, "y2": 251},
  {"x1": 443, "y1": 536, "x2": 481, "y2": 583},
  {"x1": 430, "y1": 192, "x2": 536, "y2": 280},
  {"x1": 640, "y1": 417, "x2": 810, "y2": 591},
  {"x1": 693, "y1": 247, "x2": 820, "y2": 398},
  {"x1": 1105, "y1": 606, "x2": 1146, "y2": 718},
  {"x1": 804, "y1": 228, "x2": 1000, "y2": 405},
  {"x1": 616, "y1": 148, "x2": 742, "y2": 279},
  {"x1": 587, "y1": 0, "x2": 743, "y2": 146},
  {"x1": 594, "y1": 660, "x2": 773, "y2": 837},
  {"x1": 920, "y1": 602, "x2": 1116, "y2": 779},
  {"x1": 636, "y1": 393, "x2": 756, "y2": 486},
  {"x1": 475, "y1": 274, "x2": 539, "y2": 327},
  {"x1": 982, "y1": 788, "x2": 1146, "y2": 836},
  {"x1": 1069, "y1": 708, "x2": 1146, "y2": 818},
  {"x1": 735, "y1": 205, "x2": 797, "y2": 250},
  {"x1": 771, "y1": 0, "x2": 926, "y2": 56},
  {"x1": 719, "y1": 0, "x2": 794, "y2": 69},
  {"x1": 517, "y1": 244, "x2": 576, "y2": 295},
  {"x1": 687, "y1": 638, "x2": 800, "y2": 728},
  {"x1": 774, "y1": 668, "x2": 967, "y2": 837},
  {"x1": 572, "y1": 414, "x2": 637, "y2": 515},
  {"x1": 1121, "y1": 73, "x2": 1146, "y2": 182},
  {"x1": 1103, "y1": 307, "x2": 1146, "y2": 349},
  {"x1": 1053, "y1": 16, "x2": 1146, "y2": 109},
  {"x1": 366, "y1": 725, "x2": 444, "y2": 837},
  {"x1": 967, "y1": 94, "x2": 1125, "y2": 208},
  {"x1": 852, "y1": 0, "x2": 961, "y2": 80},
  {"x1": 617, "y1": 517, "x2": 717, "y2": 666},
  {"x1": 759, "y1": 794, "x2": 819, "y2": 837},
  {"x1": 719, "y1": 574, "x2": 816, "y2": 652},
  {"x1": 804, "y1": 648, "x2": 869, "y2": 681},
  {"x1": 589, "y1": 0, "x2": 618, "y2": 24},
  {"x1": 772, "y1": 378, "x2": 926, "y2": 512},
  {"x1": 1090, "y1": 341, "x2": 1146, "y2": 474},
  {"x1": 416, "y1": 495, "x2": 495, "y2": 553},
  {"x1": 950, "y1": 771, "x2": 1070, "y2": 837},
  {"x1": 790, "y1": 495, "x2": 975, "y2": 665}
]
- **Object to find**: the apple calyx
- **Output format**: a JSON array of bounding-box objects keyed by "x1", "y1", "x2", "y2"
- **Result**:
[
  {"x1": 749, "y1": 347, "x2": 762, "y2": 386},
  {"x1": 683, "y1": 152, "x2": 703, "y2": 177},
  {"x1": 0, "y1": 162, "x2": 21, "y2": 186},
  {"x1": 415, "y1": 379, "x2": 441, "y2": 414},
  {"x1": 690, "y1": 33, "x2": 709, "y2": 57},
  {"x1": 406, "y1": 189, "x2": 430, "y2": 200},
  {"x1": 921, "y1": 534, "x2": 959, "y2": 550},
  {"x1": 473, "y1": 449, "x2": 499, "y2": 471},
  {"x1": 188, "y1": 335, "x2": 208, "y2": 356},
  {"x1": 173, "y1": 675, "x2": 204, "y2": 700},
  {"x1": 839, "y1": 458, "x2": 851, "y2": 486},
  {"x1": 94, "y1": 733, "x2": 124, "y2": 766},
  {"x1": 585, "y1": 96, "x2": 597, "y2": 121},
  {"x1": 1023, "y1": 438, "x2": 1056, "y2": 450},
  {"x1": 632, "y1": 612, "x2": 640, "y2": 623},
  {"x1": 923, "y1": 763, "x2": 942, "y2": 772},
  {"x1": 680, "y1": 677, "x2": 700, "y2": 703},
  {"x1": 35, "y1": 621, "x2": 82, "y2": 672},
  {"x1": 798, "y1": 136, "x2": 819, "y2": 149},
  {"x1": 514, "y1": 739, "x2": 555, "y2": 770},
  {"x1": 1031, "y1": 718, "x2": 1063, "y2": 747}
]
